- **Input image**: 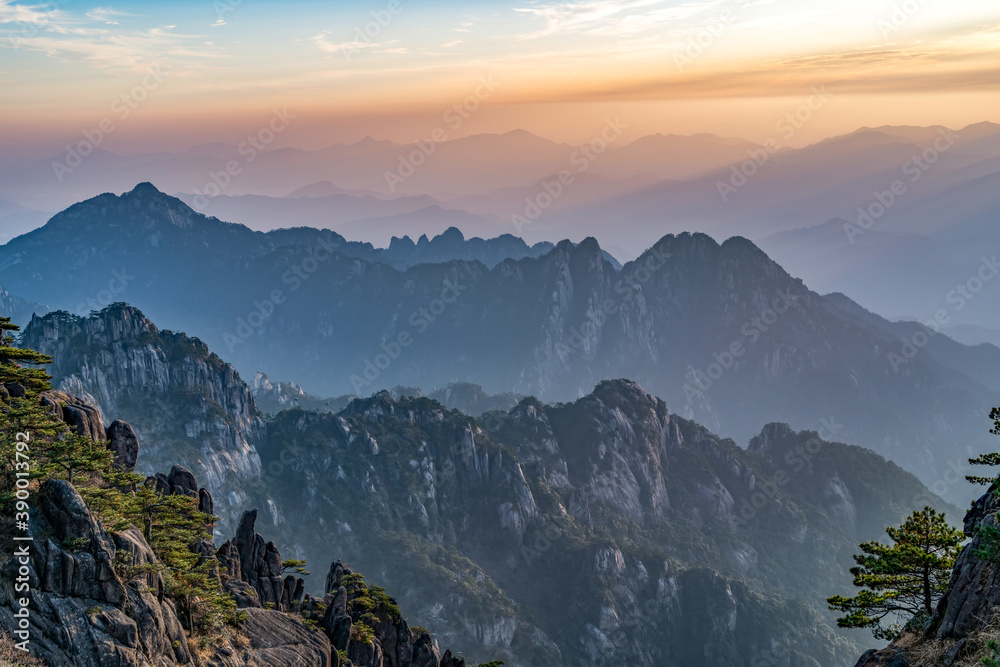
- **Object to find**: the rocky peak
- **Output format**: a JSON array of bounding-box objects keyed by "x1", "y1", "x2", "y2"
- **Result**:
[
  {"x1": 22, "y1": 305, "x2": 266, "y2": 537},
  {"x1": 747, "y1": 422, "x2": 797, "y2": 458},
  {"x1": 1, "y1": 386, "x2": 481, "y2": 667}
]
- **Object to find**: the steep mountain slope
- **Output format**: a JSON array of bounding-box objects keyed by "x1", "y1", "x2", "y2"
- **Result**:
[
  {"x1": 18, "y1": 304, "x2": 963, "y2": 666},
  {"x1": 0, "y1": 184, "x2": 561, "y2": 326},
  {"x1": 20, "y1": 306, "x2": 265, "y2": 537},
  {"x1": 258, "y1": 381, "x2": 956, "y2": 666},
  {"x1": 2, "y1": 186, "x2": 997, "y2": 502},
  {"x1": 0, "y1": 387, "x2": 480, "y2": 667},
  {"x1": 0, "y1": 285, "x2": 47, "y2": 326}
]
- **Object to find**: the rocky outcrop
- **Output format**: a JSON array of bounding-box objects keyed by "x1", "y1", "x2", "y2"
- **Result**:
[
  {"x1": 851, "y1": 487, "x2": 1000, "y2": 667},
  {"x1": 40, "y1": 390, "x2": 105, "y2": 442},
  {"x1": 318, "y1": 559, "x2": 475, "y2": 667},
  {"x1": 106, "y1": 420, "x2": 139, "y2": 471},
  {"x1": 0, "y1": 388, "x2": 476, "y2": 667},
  {"x1": 221, "y1": 509, "x2": 305, "y2": 612},
  {"x1": 22, "y1": 305, "x2": 266, "y2": 536},
  {"x1": 233, "y1": 608, "x2": 333, "y2": 667},
  {"x1": 0, "y1": 479, "x2": 195, "y2": 667},
  {"x1": 0, "y1": 478, "x2": 334, "y2": 667},
  {"x1": 930, "y1": 488, "x2": 1000, "y2": 639}
]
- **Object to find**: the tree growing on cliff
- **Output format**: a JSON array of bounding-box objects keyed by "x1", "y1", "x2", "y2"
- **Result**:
[
  {"x1": 36, "y1": 432, "x2": 112, "y2": 485},
  {"x1": 280, "y1": 558, "x2": 310, "y2": 576},
  {"x1": 826, "y1": 507, "x2": 963, "y2": 640},
  {"x1": 0, "y1": 317, "x2": 67, "y2": 512},
  {"x1": 0, "y1": 316, "x2": 53, "y2": 394},
  {"x1": 966, "y1": 407, "x2": 1000, "y2": 486}
]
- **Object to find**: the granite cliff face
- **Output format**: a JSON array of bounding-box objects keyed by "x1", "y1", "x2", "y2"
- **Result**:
[
  {"x1": 21, "y1": 306, "x2": 264, "y2": 536},
  {"x1": 260, "y1": 380, "x2": 955, "y2": 666},
  {"x1": 853, "y1": 487, "x2": 1000, "y2": 667},
  {"x1": 0, "y1": 386, "x2": 480, "y2": 667},
  {"x1": 10, "y1": 304, "x2": 962, "y2": 666}
]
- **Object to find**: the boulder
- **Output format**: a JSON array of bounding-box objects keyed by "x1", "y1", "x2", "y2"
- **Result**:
[
  {"x1": 42, "y1": 391, "x2": 105, "y2": 442},
  {"x1": 931, "y1": 490, "x2": 1000, "y2": 639},
  {"x1": 106, "y1": 420, "x2": 139, "y2": 471},
  {"x1": 4, "y1": 381, "x2": 25, "y2": 398},
  {"x1": 439, "y1": 649, "x2": 465, "y2": 667},
  {"x1": 411, "y1": 632, "x2": 441, "y2": 667},
  {"x1": 237, "y1": 607, "x2": 333, "y2": 667},
  {"x1": 349, "y1": 636, "x2": 384, "y2": 667},
  {"x1": 852, "y1": 647, "x2": 910, "y2": 666},
  {"x1": 229, "y1": 509, "x2": 300, "y2": 612},
  {"x1": 198, "y1": 487, "x2": 214, "y2": 516},
  {"x1": 166, "y1": 465, "x2": 198, "y2": 497},
  {"x1": 145, "y1": 472, "x2": 171, "y2": 496}
]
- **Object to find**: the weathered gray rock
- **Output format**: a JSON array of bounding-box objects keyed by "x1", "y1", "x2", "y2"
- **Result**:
[
  {"x1": 167, "y1": 465, "x2": 198, "y2": 497},
  {"x1": 0, "y1": 479, "x2": 192, "y2": 667},
  {"x1": 228, "y1": 509, "x2": 302, "y2": 612},
  {"x1": 438, "y1": 650, "x2": 465, "y2": 667},
  {"x1": 349, "y1": 636, "x2": 384, "y2": 667},
  {"x1": 24, "y1": 305, "x2": 265, "y2": 538},
  {"x1": 146, "y1": 472, "x2": 171, "y2": 496},
  {"x1": 943, "y1": 638, "x2": 975, "y2": 666},
  {"x1": 41, "y1": 390, "x2": 105, "y2": 441},
  {"x1": 106, "y1": 420, "x2": 139, "y2": 471},
  {"x1": 234, "y1": 607, "x2": 333, "y2": 667},
  {"x1": 930, "y1": 489, "x2": 1000, "y2": 639},
  {"x1": 852, "y1": 647, "x2": 910, "y2": 666},
  {"x1": 199, "y1": 487, "x2": 215, "y2": 516},
  {"x1": 410, "y1": 632, "x2": 441, "y2": 667}
]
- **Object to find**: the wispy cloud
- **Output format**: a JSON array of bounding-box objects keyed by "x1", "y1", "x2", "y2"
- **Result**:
[
  {"x1": 510, "y1": 0, "x2": 792, "y2": 40},
  {"x1": 0, "y1": 3, "x2": 218, "y2": 74},
  {"x1": 312, "y1": 30, "x2": 376, "y2": 55},
  {"x1": 513, "y1": 0, "x2": 695, "y2": 39},
  {"x1": 0, "y1": 0, "x2": 61, "y2": 25},
  {"x1": 549, "y1": 36, "x2": 1000, "y2": 103},
  {"x1": 86, "y1": 7, "x2": 133, "y2": 25},
  {"x1": 454, "y1": 16, "x2": 479, "y2": 33}
]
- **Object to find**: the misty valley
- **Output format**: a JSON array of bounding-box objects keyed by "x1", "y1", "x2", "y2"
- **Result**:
[{"x1": 2, "y1": 3, "x2": 1000, "y2": 666}]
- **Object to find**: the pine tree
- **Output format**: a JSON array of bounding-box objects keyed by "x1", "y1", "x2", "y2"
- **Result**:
[
  {"x1": 280, "y1": 559, "x2": 310, "y2": 576},
  {"x1": 966, "y1": 407, "x2": 1000, "y2": 486},
  {"x1": 0, "y1": 317, "x2": 66, "y2": 512},
  {"x1": 0, "y1": 317, "x2": 54, "y2": 394},
  {"x1": 826, "y1": 507, "x2": 963, "y2": 640},
  {"x1": 0, "y1": 331, "x2": 242, "y2": 639},
  {"x1": 36, "y1": 432, "x2": 113, "y2": 485}
]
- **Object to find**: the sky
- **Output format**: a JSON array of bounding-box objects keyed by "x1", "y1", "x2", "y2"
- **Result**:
[{"x1": 1, "y1": 0, "x2": 999, "y2": 158}]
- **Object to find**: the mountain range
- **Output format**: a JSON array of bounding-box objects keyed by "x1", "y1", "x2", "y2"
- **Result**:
[
  {"x1": 0, "y1": 183, "x2": 994, "y2": 503},
  {"x1": 16, "y1": 303, "x2": 958, "y2": 666},
  {"x1": 5, "y1": 123, "x2": 1000, "y2": 332}
]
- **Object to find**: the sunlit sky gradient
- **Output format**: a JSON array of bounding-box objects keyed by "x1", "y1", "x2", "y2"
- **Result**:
[{"x1": 1, "y1": 0, "x2": 999, "y2": 158}]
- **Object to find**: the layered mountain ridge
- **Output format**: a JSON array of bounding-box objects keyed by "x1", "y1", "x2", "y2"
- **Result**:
[
  {"x1": 13, "y1": 303, "x2": 962, "y2": 666},
  {"x1": 0, "y1": 387, "x2": 480, "y2": 667},
  {"x1": 1, "y1": 184, "x2": 995, "y2": 502}
]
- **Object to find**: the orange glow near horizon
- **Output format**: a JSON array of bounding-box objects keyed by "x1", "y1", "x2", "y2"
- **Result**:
[{"x1": 0, "y1": 0, "x2": 998, "y2": 157}]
